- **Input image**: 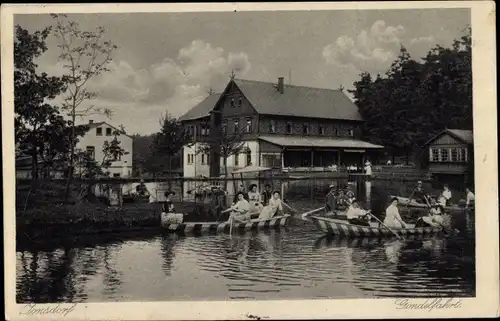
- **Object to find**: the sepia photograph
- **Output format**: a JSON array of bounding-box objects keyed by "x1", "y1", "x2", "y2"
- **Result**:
[{"x1": 2, "y1": 2, "x2": 498, "y2": 320}]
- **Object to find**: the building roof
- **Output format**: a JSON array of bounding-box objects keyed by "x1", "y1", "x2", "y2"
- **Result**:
[
  {"x1": 424, "y1": 128, "x2": 474, "y2": 146},
  {"x1": 234, "y1": 79, "x2": 363, "y2": 121},
  {"x1": 259, "y1": 135, "x2": 384, "y2": 149},
  {"x1": 178, "y1": 78, "x2": 363, "y2": 122},
  {"x1": 80, "y1": 121, "x2": 133, "y2": 139},
  {"x1": 178, "y1": 93, "x2": 222, "y2": 121}
]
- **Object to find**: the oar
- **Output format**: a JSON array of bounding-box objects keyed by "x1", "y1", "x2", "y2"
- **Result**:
[
  {"x1": 367, "y1": 212, "x2": 402, "y2": 240},
  {"x1": 301, "y1": 207, "x2": 326, "y2": 220}
]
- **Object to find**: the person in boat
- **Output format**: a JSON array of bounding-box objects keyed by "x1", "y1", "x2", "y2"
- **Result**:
[
  {"x1": 261, "y1": 184, "x2": 273, "y2": 206},
  {"x1": 408, "y1": 181, "x2": 429, "y2": 205},
  {"x1": 233, "y1": 184, "x2": 247, "y2": 204},
  {"x1": 345, "y1": 185, "x2": 356, "y2": 204},
  {"x1": 228, "y1": 191, "x2": 251, "y2": 223},
  {"x1": 438, "y1": 184, "x2": 452, "y2": 206},
  {"x1": 346, "y1": 199, "x2": 371, "y2": 226},
  {"x1": 325, "y1": 184, "x2": 337, "y2": 216},
  {"x1": 465, "y1": 188, "x2": 475, "y2": 208},
  {"x1": 135, "y1": 179, "x2": 150, "y2": 197},
  {"x1": 247, "y1": 184, "x2": 264, "y2": 217},
  {"x1": 162, "y1": 191, "x2": 176, "y2": 214},
  {"x1": 258, "y1": 191, "x2": 284, "y2": 220},
  {"x1": 336, "y1": 189, "x2": 349, "y2": 211},
  {"x1": 416, "y1": 197, "x2": 445, "y2": 227},
  {"x1": 384, "y1": 197, "x2": 408, "y2": 229}
]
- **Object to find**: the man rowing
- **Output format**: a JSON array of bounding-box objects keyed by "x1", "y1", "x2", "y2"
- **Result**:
[
  {"x1": 346, "y1": 199, "x2": 371, "y2": 226},
  {"x1": 325, "y1": 184, "x2": 337, "y2": 216},
  {"x1": 408, "y1": 181, "x2": 429, "y2": 205}
]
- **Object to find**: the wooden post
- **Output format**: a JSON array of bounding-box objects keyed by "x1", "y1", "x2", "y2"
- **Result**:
[
  {"x1": 310, "y1": 149, "x2": 314, "y2": 168},
  {"x1": 281, "y1": 149, "x2": 285, "y2": 169}
]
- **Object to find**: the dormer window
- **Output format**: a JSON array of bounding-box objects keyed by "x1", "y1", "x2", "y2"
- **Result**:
[
  {"x1": 230, "y1": 98, "x2": 235, "y2": 107},
  {"x1": 96, "y1": 127, "x2": 102, "y2": 136},
  {"x1": 234, "y1": 119, "x2": 239, "y2": 133},
  {"x1": 238, "y1": 97, "x2": 242, "y2": 106},
  {"x1": 319, "y1": 124, "x2": 325, "y2": 136},
  {"x1": 245, "y1": 119, "x2": 252, "y2": 133},
  {"x1": 303, "y1": 123, "x2": 310, "y2": 135}
]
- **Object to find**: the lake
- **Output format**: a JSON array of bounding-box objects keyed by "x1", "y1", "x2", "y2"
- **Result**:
[{"x1": 16, "y1": 178, "x2": 475, "y2": 302}]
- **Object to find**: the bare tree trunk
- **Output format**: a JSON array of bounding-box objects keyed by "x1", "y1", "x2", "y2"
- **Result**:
[
  {"x1": 167, "y1": 154, "x2": 172, "y2": 190},
  {"x1": 65, "y1": 113, "x2": 76, "y2": 202},
  {"x1": 224, "y1": 158, "x2": 228, "y2": 191}
]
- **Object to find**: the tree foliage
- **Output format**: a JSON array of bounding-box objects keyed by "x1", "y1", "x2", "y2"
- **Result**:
[
  {"x1": 348, "y1": 27, "x2": 472, "y2": 163},
  {"x1": 197, "y1": 130, "x2": 245, "y2": 176},
  {"x1": 14, "y1": 25, "x2": 84, "y2": 179}
]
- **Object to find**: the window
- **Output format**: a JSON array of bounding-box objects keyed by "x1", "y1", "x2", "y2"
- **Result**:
[
  {"x1": 286, "y1": 122, "x2": 292, "y2": 134},
  {"x1": 234, "y1": 153, "x2": 239, "y2": 166},
  {"x1": 234, "y1": 119, "x2": 239, "y2": 133},
  {"x1": 246, "y1": 149, "x2": 252, "y2": 166},
  {"x1": 113, "y1": 173, "x2": 120, "y2": 178},
  {"x1": 246, "y1": 119, "x2": 252, "y2": 133},
  {"x1": 222, "y1": 121, "x2": 228, "y2": 134},
  {"x1": 333, "y1": 127, "x2": 338, "y2": 136},
  {"x1": 106, "y1": 128, "x2": 112, "y2": 136},
  {"x1": 262, "y1": 154, "x2": 282, "y2": 168},
  {"x1": 319, "y1": 124, "x2": 325, "y2": 136},
  {"x1": 111, "y1": 152, "x2": 121, "y2": 162},
  {"x1": 348, "y1": 129, "x2": 354, "y2": 137},
  {"x1": 86, "y1": 146, "x2": 95, "y2": 160},
  {"x1": 451, "y1": 148, "x2": 459, "y2": 161},
  {"x1": 441, "y1": 148, "x2": 449, "y2": 162},
  {"x1": 201, "y1": 154, "x2": 205, "y2": 165},
  {"x1": 230, "y1": 98, "x2": 235, "y2": 107},
  {"x1": 96, "y1": 127, "x2": 102, "y2": 136},
  {"x1": 270, "y1": 120, "x2": 276, "y2": 133},
  {"x1": 206, "y1": 153, "x2": 210, "y2": 165},
  {"x1": 430, "y1": 148, "x2": 440, "y2": 162},
  {"x1": 303, "y1": 123, "x2": 310, "y2": 135},
  {"x1": 187, "y1": 154, "x2": 194, "y2": 165},
  {"x1": 238, "y1": 97, "x2": 242, "y2": 106}
]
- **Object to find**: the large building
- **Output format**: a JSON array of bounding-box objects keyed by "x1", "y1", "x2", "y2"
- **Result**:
[
  {"x1": 76, "y1": 120, "x2": 134, "y2": 177},
  {"x1": 179, "y1": 77, "x2": 384, "y2": 177}
]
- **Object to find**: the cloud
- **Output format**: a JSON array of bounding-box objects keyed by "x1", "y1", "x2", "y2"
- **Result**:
[
  {"x1": 39, "y1": 40, "x2": 251, "y2": 134},
  {"x1": 409, "y1": 35, "x2": 436, "y2": 45},
  {"x1": 322, "y1": 20, "x2": 405, "y2": 71}
]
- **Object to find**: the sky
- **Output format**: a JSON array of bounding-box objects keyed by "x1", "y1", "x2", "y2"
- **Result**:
[{"x1": 15, "y1": 9, "x2": 470, "y2": 135}]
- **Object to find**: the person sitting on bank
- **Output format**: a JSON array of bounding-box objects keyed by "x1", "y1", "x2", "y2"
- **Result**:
[
  {"x1": 325, "y1": 185, "x2": 337, "y2": 216},
  {"x1": 408, "y1": 181, "x2": 429, "y2": 204},
  {"x1": 136, "y1": 179, "x2": 150, "y2": 197},
  {"x1": 228, "y1": 192, "x2": 251, "y2": 223},
  {"x1": 258, "y1": 191, "x2": 284, "y2": 220},
  {"x1": 261, "y1": 184, "x2": 273, "y2": 206},
  {"x1": 346, "y1": 199, "x2": 371, "y2": 226},
  {"x1": 416, "y1": 197, "x2": 445, "y2": 227},
  {"x1": 384, "y1": 197, "x2": 408, "y2": 229},
  {"x1": 336, "y1": 189, "x2": 349, "y2": 211},
  {"x1": 162, "y1": 191, "x2": 176, "y2": 214},
  {"x1": 465, "y1": 188, "x2": 475, "y2": 208},
  {"x1": 438, "y1": 184, "x2": 452, "y2": 206}
]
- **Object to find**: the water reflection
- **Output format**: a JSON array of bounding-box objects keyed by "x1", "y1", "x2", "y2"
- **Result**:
[{"x1": 16, "y1": 178, "x2": 475, "y2": 302}]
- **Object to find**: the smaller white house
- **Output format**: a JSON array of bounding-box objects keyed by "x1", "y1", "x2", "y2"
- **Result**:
[{"x1": 76, "y1": 120, "x2": 133, "y2": 177}]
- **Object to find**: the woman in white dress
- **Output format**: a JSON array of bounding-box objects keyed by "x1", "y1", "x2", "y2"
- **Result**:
[
  {"x1": 438, "y1": 184, "x2": 452, "y2": 206},
  {"x1": 383, "y1": 197, "x2": 408, "y2": 229},
  {"x1": 228, "y1": 192, "x2": 250, "y2": 223},
  {"x1": 364, "y1": 160, "x2": 373, "y2": 176},
  {"x1": 258, "y1": 191, "x2": 284, "y2": 220},
  {"x1": 247, "y1": 184, "x2": 263, "y2": 216}
]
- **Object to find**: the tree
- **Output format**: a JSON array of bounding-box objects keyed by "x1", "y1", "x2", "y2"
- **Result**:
[
  {"x1": 153, "y1": 114, "x2": 192, "y2": 187},
  {"x1": 348, "y1": 27, "x2": 472, "y2": 165},
  {"x1": 197, "y1": 131, "x2": 245, "y2": 179},
  {"x1": 50, "y1": 14, "x2": 118, "y2": 200},
  {"x1": 14, "y1": 25, "x2": 78, "y2": 181}
]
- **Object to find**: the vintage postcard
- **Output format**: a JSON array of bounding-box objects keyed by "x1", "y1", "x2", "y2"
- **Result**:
[{"x1": 2, "y1": 2, "x2": 498, "y2": 320}]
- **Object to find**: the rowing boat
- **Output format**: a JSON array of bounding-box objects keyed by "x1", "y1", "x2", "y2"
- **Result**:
[
  {"x1": 390, "y1": 195, "x2": 469, "y2": 212},
  {"x1": 161, "y1": 212, "x2": 292, "y2": 235},
  {"x1": 308, "y1": 215, "x2": 443, "y2": 238}
]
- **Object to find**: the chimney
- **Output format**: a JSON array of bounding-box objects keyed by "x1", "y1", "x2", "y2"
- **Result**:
[
  {"x1": 89, "y1": 120, "x2": 94, "y2": 124},
  {"x1": 277, "y1": 77, "x2": 284, "y2": 94}
]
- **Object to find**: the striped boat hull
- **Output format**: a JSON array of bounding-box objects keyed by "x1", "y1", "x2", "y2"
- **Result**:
[
  {"x1": 162, "y1": 215, "x2": 291, "y2": 235},
  {"x1": 309, "y1": 215, "x2": 443, "y2": 238}
]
